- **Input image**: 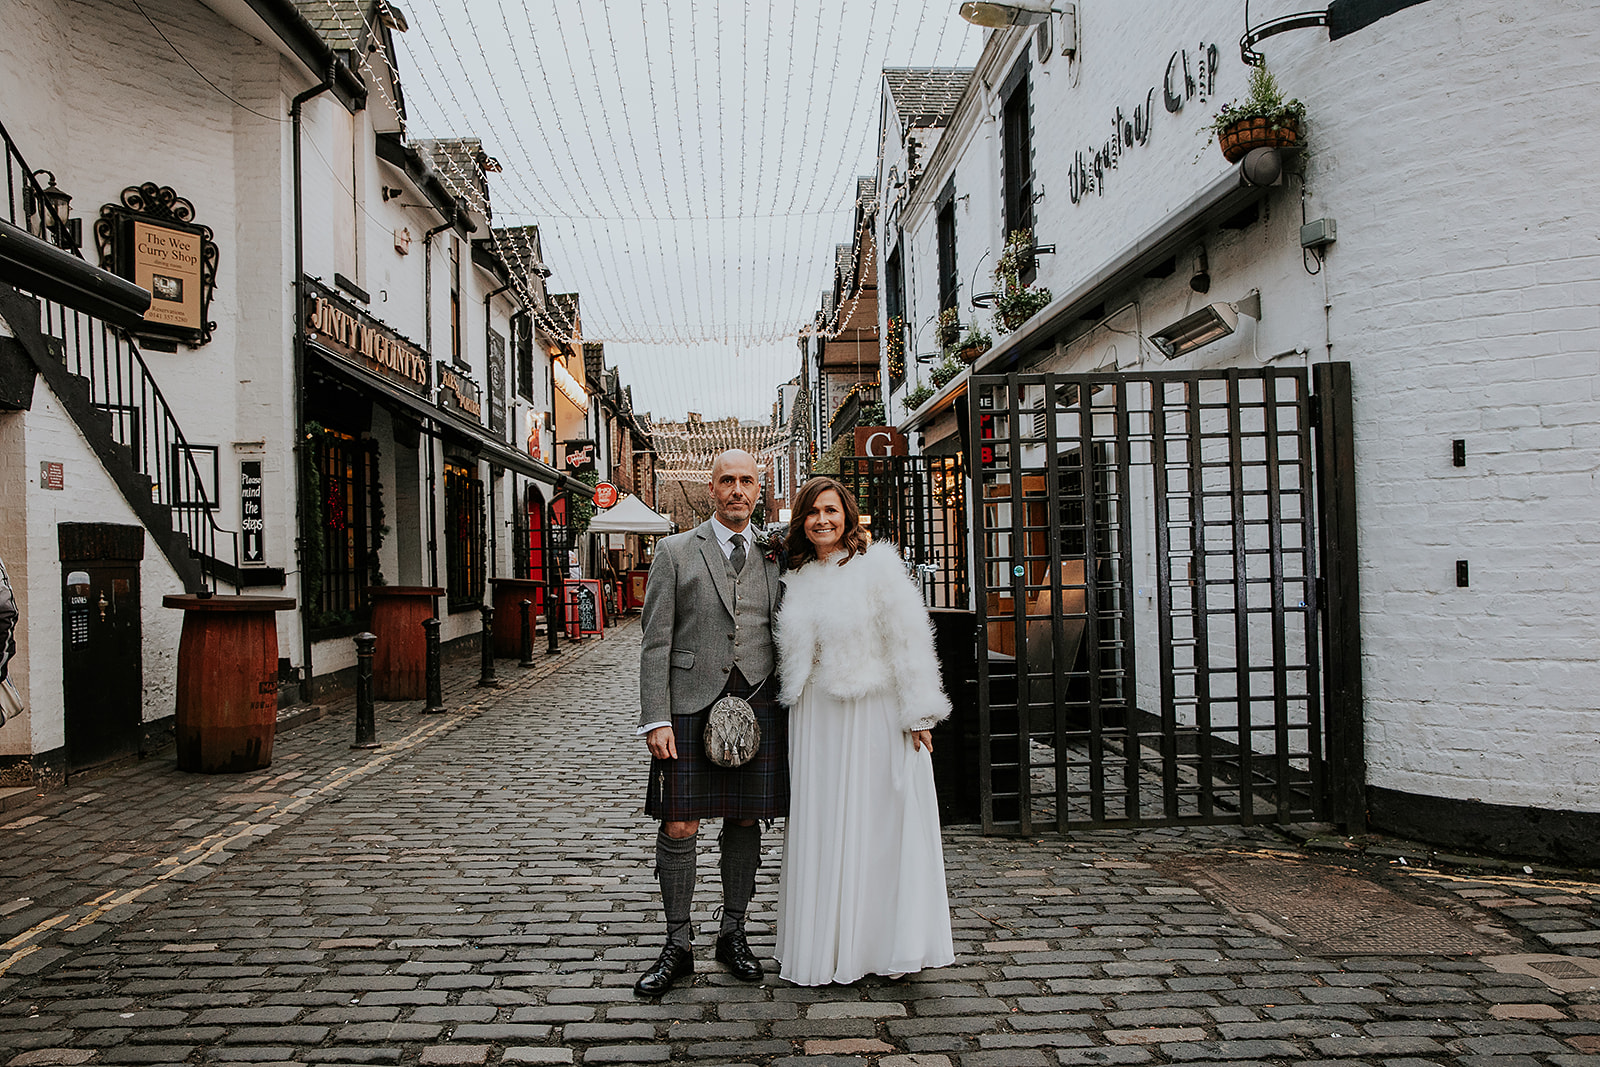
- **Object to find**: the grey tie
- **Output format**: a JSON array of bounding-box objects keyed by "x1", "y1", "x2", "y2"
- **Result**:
[{"x1": 729, "y1": 533, "x2": 746, "y2": 574}]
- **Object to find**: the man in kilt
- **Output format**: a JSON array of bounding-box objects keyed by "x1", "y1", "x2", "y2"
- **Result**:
[{"x1": 635, "y1": 448, "x2": 787, "y2": 996}]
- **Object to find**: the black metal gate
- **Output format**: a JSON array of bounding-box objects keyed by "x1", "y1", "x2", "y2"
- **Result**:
[
  {"x1": 838, "y1": 454, "x2": 967, "y2": 607},
  {"x1": 968, "y1": 365, "x2": 1360, "y2": 834}
]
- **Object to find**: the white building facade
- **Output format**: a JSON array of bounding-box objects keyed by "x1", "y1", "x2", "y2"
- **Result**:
[
  {"x1": 0, "y1": 0, "x2": 582, "y2": 787},
  {"x1": 883, "y1": 1, "x2": 1600, "y2": 860}
]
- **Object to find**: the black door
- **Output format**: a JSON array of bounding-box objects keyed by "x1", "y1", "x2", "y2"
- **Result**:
[{"x1": 60, "y1": 524, "x2": 143, "y2": 772}]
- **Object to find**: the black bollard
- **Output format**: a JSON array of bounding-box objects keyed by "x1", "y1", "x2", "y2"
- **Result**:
[
  {"x1": 518, "y1": 599, "x2": 536, "y2": 668},
  {"x1": 353, "y1": 632, "x2": 379, "y2": 749},
  {"x1": 477, "y1": 604, "x2": 498, "y2": 688},
  {"x1": 422, "y1": 617, "x2": 447, "y2": 713}
]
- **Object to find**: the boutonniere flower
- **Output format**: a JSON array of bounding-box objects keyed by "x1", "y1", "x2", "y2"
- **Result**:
[{"x1": 753, "y1": 528, "x2": 786, "y2": 569}]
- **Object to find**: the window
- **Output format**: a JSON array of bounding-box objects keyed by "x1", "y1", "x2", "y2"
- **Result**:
[
  {"x1": 885, "y1": 241, "x2": 907, "y2": 389},
  {"x1": 1001, "y1": 55, "x2": 1034, "y2": 245},
  {"x1": 310, "y1": 428, "x2": 379, "y2": 632},
  {"x1": 445, "y1": 459, "x2": 485, "y2": 609},
  {"x1": 450, "y1": 238, "x2": 463, "y2": 366},
  {"x1": 936, "y1": 181, "x2": 958, "y2": 311},
  {"x1": 515, "y1": 312, "x2": 534, "y2": 401}
]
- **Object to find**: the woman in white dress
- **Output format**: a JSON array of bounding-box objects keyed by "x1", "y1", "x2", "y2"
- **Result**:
[{"x1": 773, "y1": 476, "x2": 956, "y2": 986}]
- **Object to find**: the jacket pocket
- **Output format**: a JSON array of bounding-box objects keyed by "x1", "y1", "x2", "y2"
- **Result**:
[{"x1": 670, "y1": 649, "x2": 696, "y2": 670}]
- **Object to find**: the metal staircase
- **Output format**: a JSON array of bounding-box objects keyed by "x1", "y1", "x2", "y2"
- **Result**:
[{"x1": 2, "y1": 120, "x2": 237, "y2": 593}]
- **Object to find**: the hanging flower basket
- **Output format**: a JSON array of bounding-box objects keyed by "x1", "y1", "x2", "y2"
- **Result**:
[{"x1": 1218, "y1": 115, "x2": 1301, "y2": 163}]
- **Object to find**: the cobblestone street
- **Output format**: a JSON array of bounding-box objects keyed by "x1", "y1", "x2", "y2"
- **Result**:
[{"x1": 1, "y1": 619, "x2": 1599, "y2": 1066}]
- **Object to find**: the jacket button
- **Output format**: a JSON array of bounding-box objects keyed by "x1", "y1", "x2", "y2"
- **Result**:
[{"x1": 722, "y1": 666, "x2": 731, "y2": 674}]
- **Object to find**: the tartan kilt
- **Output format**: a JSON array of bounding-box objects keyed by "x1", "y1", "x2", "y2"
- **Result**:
[{"x1": 645, "y1": 669, "x2": 789, "y2": 822}]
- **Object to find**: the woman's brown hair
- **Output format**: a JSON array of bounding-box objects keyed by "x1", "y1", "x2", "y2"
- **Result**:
[{"x1": 785, "y1": 476, "x2": 871, "y2": 568}]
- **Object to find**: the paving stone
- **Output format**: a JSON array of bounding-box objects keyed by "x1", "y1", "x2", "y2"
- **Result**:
[
  {"x1": 2, "y1": 624, "x2": 1597, "y2": 1067},
  {"x1": 5, "y1": 1052, "x2": 96, "y2": 1066},
  {"x1": 417, "y1": 1047, "x2": 490, "y2": 1065}
]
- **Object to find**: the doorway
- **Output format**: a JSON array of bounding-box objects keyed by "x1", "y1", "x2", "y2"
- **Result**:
[{"x1": 59, "y1": 523, "x2": 143, "y2": 772}]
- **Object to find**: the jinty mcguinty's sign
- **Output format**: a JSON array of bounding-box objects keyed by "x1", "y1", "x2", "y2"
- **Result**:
[
  {"x1": 304, "y1": 281, "x2": 430, "y2": 396},
  {"x1": 132, "y1": 220, "x2": 203, "y2": 331}
]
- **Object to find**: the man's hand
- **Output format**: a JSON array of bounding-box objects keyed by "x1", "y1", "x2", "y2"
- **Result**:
[{"x1": 646, "y1": 725, "x2": 678, "y2": 760}]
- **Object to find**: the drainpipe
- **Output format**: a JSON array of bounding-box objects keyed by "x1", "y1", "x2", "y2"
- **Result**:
[
  {"x1": 291, "y1": 66, "x2": 336, "y2": 705},
  {"x1": 421, "y1": 218, "x2": 454, "y2": 599},
  {"x1": 483, "y1": 280, "x2": 517, "y2": 580}
]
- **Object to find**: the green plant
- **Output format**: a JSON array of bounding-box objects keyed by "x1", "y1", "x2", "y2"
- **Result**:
[
  {"x1": 957, "y1": 323, "x2": 992, "y2": 357},
  {"x1": 992, "y1": 230, "x2": 1053, "y2": 335},
  {"x1": 904, "y1": 381, "x2": 935, "y2": 411},
  {"x1": 567, "y1": 468, "x2": 601, "y2": 537},
  {"x1": 885, "y1": 314, "x2": 906, "y2": 383},
  {"x1": 859, "y1": 400, "x2": 886, "y2": 425},
  {"x1": 929, "y1": 355, "x2": 963, "y2": 389},
  {"x1": 935, "y1": 305, "x2": 962, "y2": 349},
  {"x1": 1206, "y1": 63, "x2": 1305, "y2": 138}
]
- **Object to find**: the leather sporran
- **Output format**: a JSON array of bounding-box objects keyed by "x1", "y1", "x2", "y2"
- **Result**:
[{"x1": 704, "y1": 695, "x2": 760, "y2": 768}]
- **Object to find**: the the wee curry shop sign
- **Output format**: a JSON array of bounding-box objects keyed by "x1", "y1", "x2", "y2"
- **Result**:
[{"x1": 304, "y1": 280, "x2": 430, "y2": 396}]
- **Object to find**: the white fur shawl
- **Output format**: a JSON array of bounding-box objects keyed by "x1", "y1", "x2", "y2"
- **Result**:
[{"x1": 775, "y1": 541, "x2": 951, "y2": 731}]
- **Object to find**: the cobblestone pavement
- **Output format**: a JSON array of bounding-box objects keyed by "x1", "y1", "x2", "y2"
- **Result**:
[{"x1": 2, "y1": 620, "x2": 1599, "y2": 1066}]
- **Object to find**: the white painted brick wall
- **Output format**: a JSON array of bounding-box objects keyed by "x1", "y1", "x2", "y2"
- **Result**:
[{"x1": 897, "y1": 1, "x2": 1600, "y2": 814}]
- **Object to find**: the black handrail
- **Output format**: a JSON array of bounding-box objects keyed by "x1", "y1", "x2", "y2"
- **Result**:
[{"x1": 1, "y1": 119, "x2": 238, "y2": 591}]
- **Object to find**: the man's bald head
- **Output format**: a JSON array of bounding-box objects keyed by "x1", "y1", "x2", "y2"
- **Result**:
[{"x1": 708, "y1": 449, "x2": 760, "y2": 531}]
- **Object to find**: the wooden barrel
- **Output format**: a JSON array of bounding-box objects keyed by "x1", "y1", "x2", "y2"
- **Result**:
[
  {"x1": 163, "y1": 594, "x2": 296, "y2": 774},
  {"x1": 368, "y1": 586, "x2": 443, "y2": 700},
  {"x1": 489, "y1": 578, "x2": 545, "y2": 656}
]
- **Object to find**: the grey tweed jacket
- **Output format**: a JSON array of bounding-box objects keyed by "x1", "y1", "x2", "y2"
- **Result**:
[{"x1": 638, "y1": 520, "x2": 781, "y2": 728}]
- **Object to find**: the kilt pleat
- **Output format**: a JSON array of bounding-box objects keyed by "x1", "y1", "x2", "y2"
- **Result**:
[{"x1": 645, "y1": 669, "x2": 789, "y2": 821}]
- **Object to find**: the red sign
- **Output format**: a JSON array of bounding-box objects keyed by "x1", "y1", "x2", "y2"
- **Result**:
[
  {"x1": 854, "y1": 426, "x2": 908, "y2": 457},
  {"x1": 593, "y1": 482, "x2": 618, "y2": 508}
]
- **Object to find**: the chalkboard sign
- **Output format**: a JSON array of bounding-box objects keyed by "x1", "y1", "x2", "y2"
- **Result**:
[{"x1": 564, "y1": 579, "x2": 604, "y2": 637}]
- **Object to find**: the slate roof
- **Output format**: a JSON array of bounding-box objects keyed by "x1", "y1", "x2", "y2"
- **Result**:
[
  {"x1": 883, "y1": 67, "x2": 974, "y2": 128},
  {"x1": 293, "y1": 0, "x2": 370, "y2": 51},
  {"x1": 490, "y1": 225, "x2": 548, "y2": 309},
  {"x1": 417, "y1": 138, "x2": 491, "y2": 214}
]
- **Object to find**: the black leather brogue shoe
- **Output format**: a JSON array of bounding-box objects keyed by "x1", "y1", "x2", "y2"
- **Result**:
[
  {"x1": 714, "y1": 929, "x2": 763, "y2": 981},
  {"x1": 633, "y1": 942, "x2": 693, "y2": 997}
]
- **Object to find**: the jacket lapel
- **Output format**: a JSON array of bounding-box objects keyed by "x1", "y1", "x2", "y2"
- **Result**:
[{"x1": 696, "y1": 523, "x2": 735, "y2": 616}]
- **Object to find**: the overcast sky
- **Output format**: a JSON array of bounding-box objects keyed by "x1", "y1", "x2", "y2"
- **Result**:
[{"x1": 392, "y1": 0, "x2": 982, "y2": 422}]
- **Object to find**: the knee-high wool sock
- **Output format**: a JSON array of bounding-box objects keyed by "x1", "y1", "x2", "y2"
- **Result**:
[
  {"x1": 657, "y1": 829, "x2": 697, "y2": 949},
  {"x1": 719, "y1": 822, "x2": 761, "y2": 936}
]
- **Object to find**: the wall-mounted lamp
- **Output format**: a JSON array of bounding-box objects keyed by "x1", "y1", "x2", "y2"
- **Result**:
[
  {"x1": 1151, "y1": 291, "x2": 1261, "y2": 359},
  {"x1": 24, "y1": 170, "x2": 79, "y2": 249},
  {"x1": 914, "y1": 351, "x2": 942, "y2": 364},
  {"x1": 959, "y1": 2, "x2": 1077, "y2": 57}
]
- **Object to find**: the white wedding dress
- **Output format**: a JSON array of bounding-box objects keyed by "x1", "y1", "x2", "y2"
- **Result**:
[{"x1": 773, "y1": 545, "x2": 955, "y2": 986}]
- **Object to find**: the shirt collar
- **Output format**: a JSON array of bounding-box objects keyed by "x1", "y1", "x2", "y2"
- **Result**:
[{"x1": 711, "y1": 515, "x2": 751, "y2": 551}]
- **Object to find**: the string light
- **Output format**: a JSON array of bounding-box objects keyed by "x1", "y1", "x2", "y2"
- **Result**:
[{"x1": 310, "y1": 0, "x2": 977, "y2": 417}]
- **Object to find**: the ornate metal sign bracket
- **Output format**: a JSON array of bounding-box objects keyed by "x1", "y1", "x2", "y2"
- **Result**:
[{"x1": 94, "y1": 182, "x2": 219, "y2": 348}]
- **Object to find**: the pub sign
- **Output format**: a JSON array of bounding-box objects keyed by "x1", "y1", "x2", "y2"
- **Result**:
[
  {"x1": 304, "y1": 278, "x2": 430, "y2": 397},
  {"x1": 438, "y1": 362, "x2": 484, "y2": 423},
  {"x1": 95, "y1": 182, "x2": 218, "y2": 347}
]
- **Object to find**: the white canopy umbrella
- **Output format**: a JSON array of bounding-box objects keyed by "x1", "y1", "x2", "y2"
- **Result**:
[{"x1": 586, "y1": 493, "x2": 674, "y2": 535}]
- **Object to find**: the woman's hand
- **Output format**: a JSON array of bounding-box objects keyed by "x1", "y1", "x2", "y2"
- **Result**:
[{"x1": 911, "y1": 729, "x2": 933, "y2": 753}]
